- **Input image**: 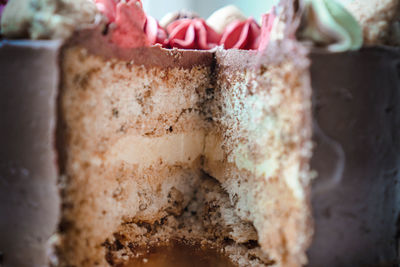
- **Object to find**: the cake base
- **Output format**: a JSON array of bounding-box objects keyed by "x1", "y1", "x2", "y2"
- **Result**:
[{"x1": 123, "y1": 242, "x2": 235, "y2": 267}]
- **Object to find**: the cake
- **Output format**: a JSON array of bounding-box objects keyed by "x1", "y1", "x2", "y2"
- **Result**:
[{"x1": 0, "y1": 0, "x2": 399, "y2": 267}]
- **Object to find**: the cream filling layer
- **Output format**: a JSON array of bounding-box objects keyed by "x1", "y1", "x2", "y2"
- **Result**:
[
  {"x1": 103, "y1": 129, "x2": 304, "y2": 199},
  {"x1": 105, "y1": 131, "x2": 206, "y2": 168}
]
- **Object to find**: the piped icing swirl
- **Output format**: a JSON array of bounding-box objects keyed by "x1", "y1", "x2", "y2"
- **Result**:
[
  {"x1": 95, "y1": 0, "x2": 149, "y2": 48},
  {"x1": 258, "y1": 12, "x2": 276, "y2": 51},
  {"x1": 219, "y1": 17, "x2": 261, "y2": 50},
  {"x1": 145, "y1": 15, "x2": 168, "y2": 46},
  {"x1": 206, "y1": 5, "x2": 247, "y2": 34},
  {"x1": 160, "y1": 10, "x2": 199, "y2": 28},
  {"x1": 0, "y1": 0, "x2": 7, "y2": 23},
  {"x1": 0, "y1": 0, "x2": 98, "y2": 39},
  {"x1": 299, "y1": 0, "x2": 363, "y2": 52},
  {"x1": 166, "y1": 18, "x2": 221, "y2": 50},
  {"x1": 111, "y1": 0, "x2": 149, "y2": 48},
  {"x1": 96, "y1": 0, "x2": 166, "y2": 47},
  {"x1": 95, "y1": 0, "x2": 116, "y2": 22},
  {"x1": 0, "y1": 0, "x2": 364, "y2": 52}
]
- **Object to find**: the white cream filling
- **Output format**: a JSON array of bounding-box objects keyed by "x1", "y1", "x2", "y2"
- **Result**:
[
  {"x1": 103, "y1": 127, "x2": 304, "y2": 200},
  {"x1": 106, "y1": 131, "x2": 205, "y2": 168},
  {"x1": 204, "y1": 132, "x2": 224, "y2": 162}
]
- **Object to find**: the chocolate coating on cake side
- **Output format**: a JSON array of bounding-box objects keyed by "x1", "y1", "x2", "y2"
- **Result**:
[
  {"x1": 0, "y1": 40, "x2": 62, "y2": 267},
  {"x1": 309, "y1": 47, "x2": 400, "y2": 266}
]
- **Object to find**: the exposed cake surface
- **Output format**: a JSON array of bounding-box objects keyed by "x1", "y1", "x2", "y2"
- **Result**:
[{"x1": 55, "y1": 28, "x2": 313, "y2": 267}]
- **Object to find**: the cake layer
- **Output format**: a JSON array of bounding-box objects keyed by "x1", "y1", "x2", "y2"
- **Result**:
[{"x1": 61, "y1": 46, "x2": 211, "y2": 137}]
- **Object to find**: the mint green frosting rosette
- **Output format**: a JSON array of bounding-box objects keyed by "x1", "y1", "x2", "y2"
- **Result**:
[{"x1": 301, "y1": 0, "x2": 363, "y2": 52}]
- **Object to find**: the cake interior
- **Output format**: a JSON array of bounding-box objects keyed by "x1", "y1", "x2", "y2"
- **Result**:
[{"x1": 57, "y1": 37, "x2": 312, "y2": 267}]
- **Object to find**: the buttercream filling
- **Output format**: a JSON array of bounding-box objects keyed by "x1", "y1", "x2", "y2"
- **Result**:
[
  {"x1": 105, "y1": 131, "x2": 206, "y2": 167},
  {"x1": 204, "y1": 132, "x2": 224, "y2": 162},
  {"x1": 103, "y1": 129, "x2": 280, "y2": 184}
]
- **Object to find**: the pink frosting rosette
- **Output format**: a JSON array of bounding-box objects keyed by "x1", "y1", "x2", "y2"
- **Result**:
[
  {"x1": 111, "y1": 0, "x2": 148, "y2": 48},
  {"x1": 95, "y1": 0, "x2": 166, "y2": 47},
  {"x1": 219, "y1": 17, "x2": 261, "y2": 50},
  {"x1": 145, "y1": 15, "x2": 168, "y2": 46},
  {"x1": 95, "y1": 0, "x2": 117, "y2": 23},
  {"x1": 166, "y1": 18, "x2": 221, "y2": 50},
  {"x1": 258, "y1": 11, "x2": 276, "y2": 51}
]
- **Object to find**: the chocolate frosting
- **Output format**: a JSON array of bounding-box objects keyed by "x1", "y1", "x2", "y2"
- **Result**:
[
  {"x1": 216, "y1": 39, "x2": 310, "y2": 72},
  {"x1": 309, "y1": 46, "x2": 400, "y2": 266},
  {"x1": 0, "y1": 41, "x2": 61, "y2": 267},
  {"x1": 66, "y1": 28, "x2": 214, "y2": 69}
]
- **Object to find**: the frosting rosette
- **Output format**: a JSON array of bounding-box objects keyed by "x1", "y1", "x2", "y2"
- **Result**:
[
  {"x1": 220, "y1": 17, "x2": 261, "y2": 50},
  {"x1": 206, "y1": 5, "x2": 247, "y2": 34},
  {"x1": 95, "y1": 0, "x2": 166, "y2": 47},
  {"x1": 95, "y1": 0, "x2": 148, "y2": 48},
  {"x1": 0, "y1": 0, "x2": 7, "y2": 23},
  {"x1": 1, "y1": 0, "x2": 97, "y2": 39},
  {"x1": 166, "y1": 18, "x2": 221, "y2": 50},
  {"x1": 299, "y1": 0, "x2": 363, "y2": 52},
  {"x1": 145, "y1": 15, "x2": 167, "y2": 46},
  {"x1": 111, "y1": 0, "x2": 148, "y2": 48},
  {"x1": 258, "y1": 12, "x2": 276, "y2": 51},
  {"x1": 95, "y1": 0, "x2": 117, "y2": 22}
]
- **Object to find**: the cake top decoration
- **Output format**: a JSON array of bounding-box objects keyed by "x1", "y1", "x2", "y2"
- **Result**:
[
  {"x1": 95, "y1": 0, "x2": 116, "y2": 22},
  {"x1": 160, "y1": 10, "x2": 199, "y2": 28},
  {"x1": 0, "y1": 0, "x2": 98, "y2": 39},
  {"x1": 145, "y1": 15, "x2": 168, "y2": 46},
  {"x1": 0, "y1": 0, "x2": 7, "y2": 24},
  {"x1": 110, "y1": 0, "x2": 149, "y2": 48},
  {"x1": 96, "y1": 0, "x2": 150, "y2": 48},
  {"x1": 219, "y1": 17, "x2": 261, "y2": 50},
  {"x1": 166, "y1": 18, "x2": 221, "y2": 50},
  {"x1": 2, "y1": 0, "x2": 391, "y2": 52},
  {"x1": 258, "y1": 11, "x2": 277, "y2": 51},
  {"x1": 298, "y1": 0, "x2": 363, "y2": 52},
  {"x1": 206, "y1": 5, "x2": 247, "y2": 35},
  {"x1": 91, "y1": 2, "x2": 276, "y2": 50}
]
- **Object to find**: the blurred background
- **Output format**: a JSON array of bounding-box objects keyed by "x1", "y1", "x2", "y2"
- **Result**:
[{"x1": 143, "y1": 0, "x2": 278, "y2": 20}]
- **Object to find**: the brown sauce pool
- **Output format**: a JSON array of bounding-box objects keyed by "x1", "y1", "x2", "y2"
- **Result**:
[{"x1": 123, "y1": 242, "x2": 236, "y2": 267}]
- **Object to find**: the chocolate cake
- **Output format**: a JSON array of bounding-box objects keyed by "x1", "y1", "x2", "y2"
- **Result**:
[{"x1": 0, "y1": 0, "x2": 399, "y2": 266}]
